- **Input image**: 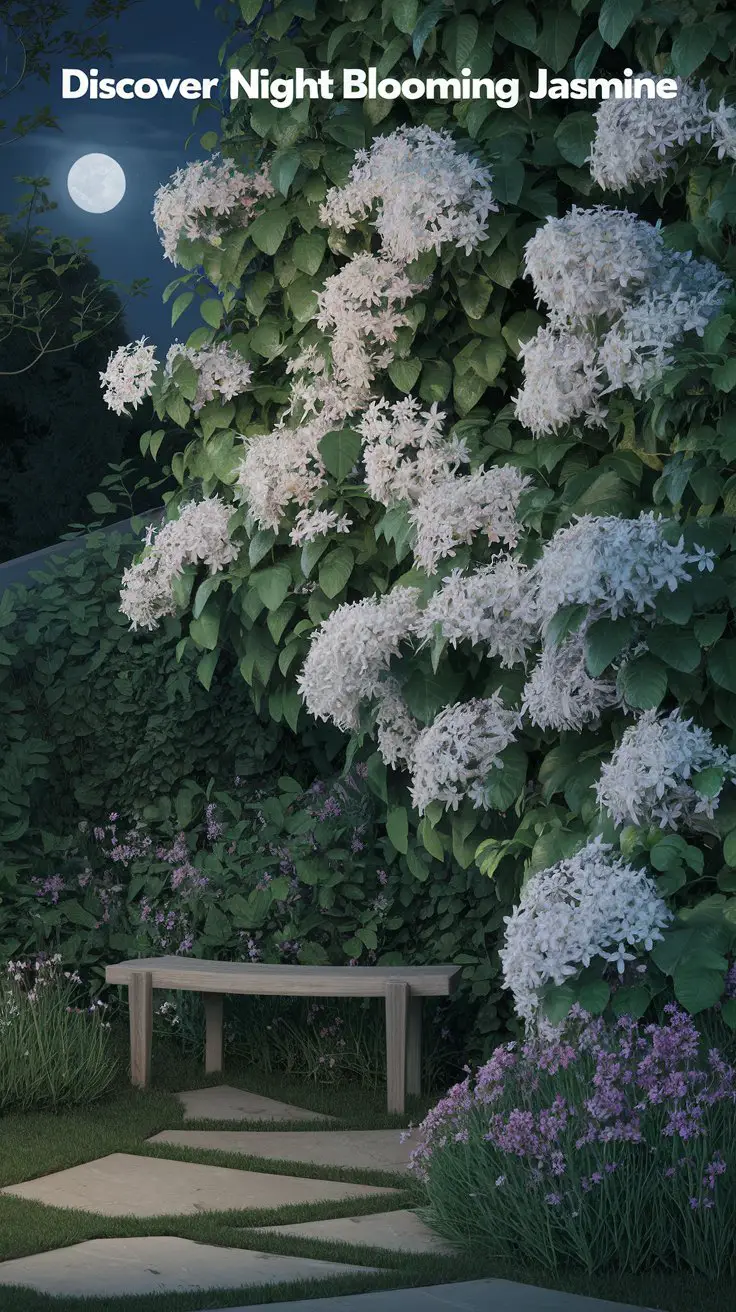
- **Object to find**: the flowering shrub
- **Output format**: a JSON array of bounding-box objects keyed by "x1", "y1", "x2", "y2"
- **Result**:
[
  {"x1": 0, "y1": 955, "x2": 116, "y2": 1111},
  {"x1": 408, "y1": 1007, "x2": 736, "y2": 1276},
  {"x1": 90, "y1": 0, "x2": 736, "y2": 1035}
]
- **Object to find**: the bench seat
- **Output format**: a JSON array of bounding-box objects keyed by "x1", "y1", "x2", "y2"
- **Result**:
[{"x1": 106, "y1": 957, "x2": 461, "y2": 1113}]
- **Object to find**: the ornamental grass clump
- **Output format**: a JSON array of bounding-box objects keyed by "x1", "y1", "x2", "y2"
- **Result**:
[
  {"x1": 0, "y1": 955, "x2": 117, "y2": 1112},
  {"x1": 409, "y1": 1006, "x2": 736, "y2": 1277}
]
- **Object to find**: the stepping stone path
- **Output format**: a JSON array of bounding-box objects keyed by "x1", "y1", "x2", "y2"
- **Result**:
[
  {"x1": 252, "y1": 1208, "x2": 455, "y2": 1256},
  {"x1": 149, "y1": 1129, "x2": 412, "y2": 1172},
  {"x1": 0, "y1": 1237, "x2": 378, "y2": 1298},
  {"x1": 177, "y1": 1084, "x2": 334, "y2": 1122},
  {"x1": 0, "y1": 1082, "x2": 444, "y2": 1299},
  {"x1": 0, "y1": 1152, "x2": 394, "y2": 1217}
]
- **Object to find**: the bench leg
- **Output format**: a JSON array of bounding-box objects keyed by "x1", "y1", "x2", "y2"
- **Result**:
[
  {"x1": 406, "y1": 996, "x2": 422, "y2": 1097},
  {"x1": 203, "y1": 993, "x2": 224, "y2": 1075},
  {"x1": 129, "y1": 971, "x2": 152, "y2": 1089},
  {"x1": 385, "y1": 981, "x2": 409, "y2": 1114}
]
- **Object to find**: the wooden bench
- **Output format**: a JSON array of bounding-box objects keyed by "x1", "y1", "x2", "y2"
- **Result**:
[{"x1": 105, "y1": 957, "x2": 462, "y2": 1113}]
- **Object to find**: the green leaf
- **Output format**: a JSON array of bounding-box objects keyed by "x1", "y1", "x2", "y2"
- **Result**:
[
  {"x1": 403, "y1": 665, "x2": 464, "y2": 722},
  {"x1": 491, "y1": 159, "x2": 525, "y2": 206},
  {"x1": 197, "y1": 649, "x2": 219, "y2": 691},
  {"x1": 411, "y1": 0, "x2": 445, "y2": 58},
  {"x1": 87, "y1": 491, "x2": 116, "y2": 516},
  {"x1": 536, "y1": 10, "x2": 580, "y2": 70},
  {"x1": 319, "y1": 428, "x2": 362, "y2": 481},
  {"x1": 577, "y1": 979, "x2": 610, "y2": 1016},
  {"x1": 585, "y1": 617, "x2": 634, "y2": 677},
  {"x1": 443, "y1": 13, "x2": 479, "y2": 70},
  {"x1": 542, "y1": 982, "x2": 576, "y2": 1024},
  {"x1": 388, "y1": 358, "x2": 422, "y2": 392},
  {"x1": 598, "y1": 0, "x2": 642, "y2": 48},
  {"x1": 189, "y1": 598, "x2": 220, "y2": 651},
  {"x1": 712, "y1": 358, "x2": 736, "y2": 393},
  {"x1": 722, "y1": 999, "x2": 736, "y2": 1029},
  {"x1": 610, "y1": 986, "x2": 650, "y2": 1019},
  {"x1": 250, "y1": 323, "x2": 282, "y2": 358},
  {"x1": 292, "y1": 232, "x2": 326, "y2": 274},
  {"x1": 269, "y1": 147, "x2": 301, "y2": 197},
  {"x1": 574, "y1": 30, "x2": 604, "y2": 78},
  {"x1": 671, "y1": 24, "x2": 714, "y2": 78},
  {"x1": 546, "y1": 603, "x2": 587, "y2": 649},
  {"x1": 495, "y1": 2, "x2": 537, "y2": 51},
  {"x1": 200, "y1": 298, "x2": 223, "y2": 328},
  {"x1": 709, "y1": 642, "x2": 736, "y2": 694},
  {"x1": 485, "y1": 744, "x2": 527, "y2": 812},
  {"x1": 319, "y1": 546, "x2": 354, "y2": 598},
  {"x1": 674, "y1": 962, "x2": 726, "y2": 1014},
  {"x1": 692, "y1": 767, "x2": 724, "y2": 801},
  {"x1": 617, "y1": 656, "x2": 667, "y2": 710},
  {"x1": 249, "y1": 210, "x2": 288, "y2": 255},
  {"x1": 453, "y1": 371, "x2": 487, "y2": 416},
  {"x1": 555, "y1": 113, "x2": 595, "y2": 167},
  {"x1": 251, "y1": 565, "x2": 291, "y2": 611},
  {"x1": 646, "y1": 627, "x2": 701, "y2": 674},
  {"x1": 418, "y1": 359, "x2": 452, "y2": 403},
  {"x1": 723, "y1": 830, "x2": 736, "y2": 868},
  {"x1": 171, "y1": 291, "x2": 194, "y2": 325},
  {"x1": 386, "y1": 805, "x2": 409, "y2": 854}
]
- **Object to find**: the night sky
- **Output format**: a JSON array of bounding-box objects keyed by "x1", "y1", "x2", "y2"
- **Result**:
[{"x1": 1, "y1": 0, "x2": 229, "y2": 347}]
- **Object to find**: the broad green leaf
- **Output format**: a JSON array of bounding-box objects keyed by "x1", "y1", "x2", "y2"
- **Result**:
[
  {"x1": 610, "y1": 986, "x2": 650, "y2": 1019},
  {"x1": 577, "y1": 979, "x2": 610, "y2": 1015},
  {"x1": 536, "y1": 10, "x2": 580, "y2": 70},
  {"x1": 269, "y1": 147, "x2": 301, "y2": 197},
  {"x1": 189, "y1": 598, "x2": 221, "y2": 651},
  {"x1": 319, "y1": 546, "x2": 354, "y2": 598},
  {"x1": 542, "y1": 982, "x2": 576, "y2": 1024},
  {"x1": 555, "y1": 113, "x2": 595, "y2": 167},
  {"x1": 443, "y1": 13, "x2": 479, "y2": 70},
  {"x1": 585, "y1": 617, "x2": 634, "y2": 677},
  {"x1": 249, "y1": 210, "x2": 288, "y2": 255},
  {"x1": 319, "y1": 428, "x2": 362, "y2": 481},
  {"x1": 671, "y1": 24, "x2": 714, "y2": 78},
  {"x1": 292, "y1": 232, "x2": 326, "y2": 274},
  {"x1": 388, "y1": 358, "x2": 422, "y2": 392},
  {"x1": 251, "y1": 565, "x2": 291, "y2": 611},
  {"x1": 200, "y1": 298, "x2": 223, "y2": 328},
  {"x1": 495, "y1": 2, "x2": 537, "y2": 51},
  {"x1": 674, "y1": 962, "x2": 726, "y2": 1014},
  {"x1": 171, "y1": 291, "x2": 194, "y2": 325},
  {"x1": 411, "y1": 0, "x2": 444, "y2": 57},
  {"x1": 645, "y1": 627, "x2": 701, "y2": 674},
  {"x1": 386, "y1": 805, "x2": 409, "y2": 854},
  {"x1": 598, "y1": 0, "x2": 642, "y2": 48},
  {"x1": 197, "y1": 649, "x2": 219, "y2": 690},
  {"x1": 484, "y1": 744, "x2": 527, "y2": 812},
  {"x1": 709, "y1": 642, "x2": 736, "y2": 694},
  {"x1": 617, "y1": 656, "x2": 667, "y2": 710}
]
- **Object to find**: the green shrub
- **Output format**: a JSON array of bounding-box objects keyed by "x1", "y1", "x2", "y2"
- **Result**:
[
  {"x1": 408, "y1": 1006, "x2": 736, "y2": 1277},
  {"x1": 0, "y1": 955, "x2": 117, "y2": 1112}
]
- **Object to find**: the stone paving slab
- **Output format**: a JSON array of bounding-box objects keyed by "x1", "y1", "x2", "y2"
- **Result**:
[
  {"x1": 251, "y1": 1209, "x2": 454, "y2": 1255},
  {"x1": 150, "y1": 1130, "x2": 411, "y2": 1172},
  {"x1": 0, "y1": 1237, "x2": 379, "y2": 1298},
  {"x1": 0, "y1": 1154, "x2": 397, "y2": 1218},
  {"x1": 178, "y1": 1085, "x2": 333, "y2": 1123},
  {"x1": 202, "y1": 1276, "x2": 656, "y2": 1312}
]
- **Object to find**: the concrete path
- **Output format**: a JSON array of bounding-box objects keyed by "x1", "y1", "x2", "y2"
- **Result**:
[
  {"x1": 0, "y1": 1237, "x2": 378, "y2": 1298},
  {"x1": 178, "y1": 1085, "x2": 334, "y2": 1122},
  {"x1": 202, "y1": 1277, "x2": 655, "y2": 1312},
  {"x1": 250, "y1": 1209, "x2": 454, "y2": 1255},
  {"x1": 150, "y1": 1129, "x2": 411, "y2": 1172}
]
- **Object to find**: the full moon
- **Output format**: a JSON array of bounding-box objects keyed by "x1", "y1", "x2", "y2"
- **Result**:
[{"x1": 67, "y1": 153, "x2": 126, "y2": 214}]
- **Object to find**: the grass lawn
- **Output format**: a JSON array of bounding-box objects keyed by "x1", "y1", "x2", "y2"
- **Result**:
[{"x1": 0, "y1": 1033, "x2": 733, "y2": 1312}]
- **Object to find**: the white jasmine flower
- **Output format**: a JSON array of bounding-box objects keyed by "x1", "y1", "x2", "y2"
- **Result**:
[
  {"x1": 410, "y1": 466, "x2": 530, "y2": 576},
  {"x1": 596, "y1": 709, "x2": 736, "y2": 830},
  {"x1": 501, "y1": 838, "x2": 672, "y2": 1025},
  {"x1": 290, "y1": 508, "x2": 352, "y2": 545},
  {"x1": 152, "y1": 157, "x2": 273, "y2": 263},
  {"x1": 589, "y1": 78, "x2": 713, "y2": 190},
  {"x1": 165, "y1": 343, "x2": 253, "y2": 412},
  {"x1": 708, "y1": 97, "x2": 736, "y2": 161},
  {"x1": 315, "y1": 254, "x2": 421, "y2": 393},
  {"x1": 100, "y1": 338, "x2": 158, "y2": 415},
  {"x1": 297, "y1": 587, "x2": 421, "y2": 731},
  {"x1": 358, "y1": 396, "x2": 468, "y2": 506},
  {"x1": 120, "y1": 496, "x2": 238, "y2": 631},
  {"x1": 320, "y1": 124, "x2": 496, "y2": 263},
  {"x1": 531, "y1": 512, "x2": 702, "y2": 632},
  {"x1": 415, "y1": 558, "x2": 537, "y2": 668},
  {"x1": 522, "y1": 632, "x2": 619, "y2": 733},
  {"x1": 523, "y1": 206, "x2": 664, "y2": 322},
  {"x1": 409, "y1": 695, "x2": 520, "y2": 814},
  {"x1": 514, "y1": 326, "x2": 605, "y2": 437},
  {"x1": 374, "y1": 680, "x2": 420, "y2": 769}
]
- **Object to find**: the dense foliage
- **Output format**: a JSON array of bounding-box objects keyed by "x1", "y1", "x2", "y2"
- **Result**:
[{"x1": 102, "y1": 0, "x2": 736, "y2": 1035}]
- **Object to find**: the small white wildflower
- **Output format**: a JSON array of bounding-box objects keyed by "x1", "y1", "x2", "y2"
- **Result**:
[
  {"x1": 514, "y1": 326, "x2": 605, "y2": 438},
  {"x1": 152, "y1": 157, "x2": 273, "y2": 263},
  {"x1": 320, "y1": 125, "x2": 496, "y2": 263},
  {"x1": 589, "y1": 78, "x2": 713, "y2": 191},
  {"x1": 289, "y1": 508, "x2": 352, "y2": 546},
  {"x1": 415, "y1": 558, "x2": 537, "y2": 668},
  {"x1": 409, "y1": 695, "x2": 520, "y2": 814},
  {"x1": 100, "y1": 338, "x2": 158, "y2": 415},
  {"x1": 410, "y1": 466, "x2": 530, "y2": 576},
  {"x1": 315, "y1": 254, "x2": 421, "y2": 394},
  {"x1": 374, "y1": 680, "x2": 420, "y2": 769},
  {"x1": 500, "y1": 837, "x2": 672, "y2": 1025},
  {"x1": 297, "y1": 587, "x2": 421, "y2": 731},
  {"x1": 596, "y1": 709, "x2": 736, "y2": 830},
  {"x1": 119, "y1": 496, "x2": 238, "y2": 631},
  {"x1": 165, "y1": 343, "x2": 253, "y2": 412},
  {"x1": 522, "y1": 631, "x2": 619, "y2": 733},
  {"x1": 358, "y1": 395, "x2": 467, "y2": 506}
]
